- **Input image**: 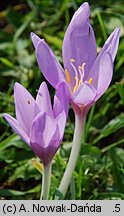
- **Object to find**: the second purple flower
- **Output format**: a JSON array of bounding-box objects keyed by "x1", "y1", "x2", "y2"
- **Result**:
[{"x1": 4, "y1": 82, "x2": 69, "y2": 166}]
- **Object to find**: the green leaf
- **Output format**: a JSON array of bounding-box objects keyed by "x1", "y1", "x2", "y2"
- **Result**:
[
  {"x1": 70, "y1": 176, "x2": 76, "y2": 199},
  {"x1": 81, "y1": 144, "x2": 101, "y2": 160},
  {"x1": 109, "y1": 148, "x2": 124, "y2": 193},
  {"x1": 0, "y1": 57, "x2": 14, "y2": 68},
  {"x1": 31, "y1": 158, "x2": 42, "y2": 174},
  {"x1": 84, "y1": 104, "x2": 96, "y2": 142},
  {"x1": 8, "y1": 160, "x2": 41, "y2": 182},
  {"x1": 97, "y1": 192, "x2": 124, "y2": 200},
  {"x1": 116, "y1": 83, "x2": 124, "y2": 104},
  {"x1": 13, "y1": 11, "x2": 35, "y2": 42},
  {"x1": 0, "y1": 185, "x2": 41, "y2": 197},
  {"x1": 96, "y1": 10, "x2": 107, "y2": 41},
  {"x1": 43, "y1": 33, "x2": 62, "y2": 49},
  {"x1": 0, "y1": 189, "x2": 25, "y2": 197},
  {"x1": 0, "y1": 134, "x2": 30, "y2": 151},
  {"x1": 102, "y1": 139, "x2": 124, "y2": 153},
  {"x1": 93, "y1": 114, "x2": 124, "y2": 144},
  {"x1": 54, "y1": 189, "x2": 64, "y2": 200}
]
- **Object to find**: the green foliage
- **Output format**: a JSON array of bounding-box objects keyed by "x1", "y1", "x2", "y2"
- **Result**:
[{"x1": 0, "y1": 0, "x2": 124, "y2": 200}]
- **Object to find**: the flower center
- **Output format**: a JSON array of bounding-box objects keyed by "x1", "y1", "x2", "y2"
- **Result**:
[{"x1": 65, "y1": 59, "x2": 92, "y2": 94}]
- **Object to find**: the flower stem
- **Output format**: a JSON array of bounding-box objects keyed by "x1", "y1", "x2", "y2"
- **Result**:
[
  {"x1": 40, "y1": 161, "x2": 52, "y2": 200},
  {"x1": 58, "y1": 112, "x2": 86, "y2": 198}
]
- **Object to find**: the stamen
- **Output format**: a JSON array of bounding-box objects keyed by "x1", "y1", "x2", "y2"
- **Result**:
[
  {"x1": 65, "y1": 69, "x2": 71, "y2": 84},
  {"x1": 70, "y1": 58, "x2": 75, "y2": 62},
  {"x1": 78, "y1": 80, "x2": 82, "y2": 85},
  {"x1": 73, "y1": 84, "x2": 79, "y2": 93},
  {"x1": 68, "y1": 60, "x2": 92, "y2": 94},
  {"x1": 78, "y1": 66, "x2": 83, "y2": 84},
  {"x1": 80, "y1": 63, "x2": 86, "y2": 82},
  {"x1": 78, "y1": 66, "x2": 82, "y2": 70},
  {"x1": 78, "y1": 63, "x2": 86, "y2": 85},
  {"x1": 70, "y1": 59, "x2": 78, "y2": 86},
  {"x1": 88, "y1": 78, "x2": 93, "y2": 84},
  {"x1": 82, "y1": 63, "x2": 86, "y2": 71}
]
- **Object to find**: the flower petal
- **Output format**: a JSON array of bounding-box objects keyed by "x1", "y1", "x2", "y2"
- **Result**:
[
  {"x1": 30, "y1": 112, "x2": 60, "y2": 165},
  {"x1": 98, "y1": 28, "x2": 120, "y2": 62},
  {"x1": 87, "y1": 28, "x2": 120, "y2": 84},
  {"x1": 53, "y1": 82, "x2": 69, "y2": 118},
  {"x1": 30, "y1": 32, "x2": 42, "y2": 49},
  {"x1": 62, "y1": 2, "x2": 97, "y2": 87},
  {"x1": 86, "y1": 28, "x2": 119, "y2": 93},
  {"x1": 36, "y1": 82, "x2": 53, "y2": 117},
  {"x1": 14, "y1": 82, "x2": 35, "y2": 136},
  {"x1": 94, "y1": 52, "x2": 113, "y2": 101},
  {"x1": 34, "y1": 38, "x2": 66, "y2": 89},
  {"x1": 30, "y1": 112, "x2": 57, "y2": 148},
  {"x1": 73, "y1": 82, "x2": 97, "y2": 106},
  {"x1": 56, "y1": 111, "x2": 66, "y2": 140},
  {"x1": 3, "y1": 114, "x2": 30, "y2": 145}
]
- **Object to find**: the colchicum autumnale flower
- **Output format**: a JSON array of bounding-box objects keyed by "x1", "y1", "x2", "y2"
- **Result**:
[
  {"x1": 30, "y1": 2, "x2": 120, "y2": 198},
  {"x1": 30, "y1": 2, "x2": 120, "y2": 115},
  {"x1": 3, "y1": 82, "x2": 69, "y2": 166}
]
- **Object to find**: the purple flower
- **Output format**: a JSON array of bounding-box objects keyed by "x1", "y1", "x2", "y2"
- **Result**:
[
  {"x1": 31, "y1": 2, "x2": 120, "y2": 114},
  {"x1": 4, "y1": 82, "x2": 69, "y2": 166}
]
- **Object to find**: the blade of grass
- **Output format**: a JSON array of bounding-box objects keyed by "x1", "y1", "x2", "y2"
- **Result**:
[
  {"x1": 101, "y1": 139, "x2": 124, "y2": 153},
  {"x1": 96, "y1": 11, "x2": 107, "y2": 41},
  {"x1": 83, "y1": 104, "x2": 96, "y2": 142},
  {"x1": 116, "y1": 83, "x2": 124, "y2": 104}
]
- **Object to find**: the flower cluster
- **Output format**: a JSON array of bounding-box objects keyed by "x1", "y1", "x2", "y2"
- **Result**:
[{"x1": 4, "y1": 2, "x2": 120, "y2": 199}]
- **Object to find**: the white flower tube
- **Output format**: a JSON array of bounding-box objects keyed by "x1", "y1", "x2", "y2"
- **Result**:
[{"x1": 59, "y1": 112, "x2": 86, "y2": 198}]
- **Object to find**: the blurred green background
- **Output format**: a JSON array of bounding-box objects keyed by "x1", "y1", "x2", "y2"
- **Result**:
[{"x1": 0, "y1": 0, "x2": 124, "y2": 200}]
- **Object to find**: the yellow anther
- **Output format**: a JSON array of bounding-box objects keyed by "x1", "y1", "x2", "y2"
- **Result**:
[
  {"x1": 74, "y1": 76, "x2": 78, "y2": 80},
  {"x1": 88, "y1": 77, "x2": 93, "y2": 84},
  {"x1": 73, "y1": 84, "x2": 79, "y2": 93},
  {"x1": 78, "y1": 80, "x2": 82, "y2": 85},
  {"x1": 70, "y1": 58, "x2": 75, "y2": 62},
  {"x1": 82, "y1": 63, "x2": 86, "y2": 67},
  {"x1": 78, "y1": 66, "x2": 82, "y2": 70},
  {"x1": 65, "y1": 69, "x2": 71, "y2": 84}
]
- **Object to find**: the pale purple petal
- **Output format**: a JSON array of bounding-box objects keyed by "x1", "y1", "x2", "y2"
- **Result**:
[
  {"x1": 53, "y1": 83, "x2": 69, "y2": 142},
  {"x1": 87, "y1": 49, "x2": 113, "y2": 93},
  {"x1": 86, "y1": 28, "x2": 119, "y2": 91},
  {"x1": 31, "y1": 135, "x2": 60, "y2": 166},
  {"x1": 87, "y1": 28, "x2": 120, "y2": 83},
  {"x1": 30, "y1": 112, "x2": 57, "y2": 148},
  {"x1": 30, "y1": 112, "x2": 60, "y2": 165},
  {"x1": 14, "y1": 82, "x2": 35, "y2": 136},
  {"x1": 35, "y1": 39, "x2": 66, "y2": 89},
  {"x1": 53, "y1": 82, "x2": 69, "y2": 118},
  {"x1": 3, "y1": 114, "x2": 30, "y2": 145},
  {"x1": 106, "y1": 28, "x2": 120, "y2": 61},
  {"x1": 56, "y1": 111, "x2": 66, "y2": 140},
  {"x1": 73, "y1": 82, "x2": 97, "y2": 106},
  {"x1": 36, "y1": 82, "x2": 53, "y2": 117},
  {"x1": 34, "y1": 102, "x2": 41, "y2": 119},
  {"x1": 62, "y1": 2, "x2": 97, "y2": 87},
  {"x1": 30, "y1": 32, "x2": 42, "y2": 49},
  {"x1": 98, "y1": 28, "x2": 120, "y2": 62},
  {"x1": 94, "y1": 52, "x2": 113, "y2": 101},
  {"x1": 30, "y1": 112, "x2": 45, "y2": 144}
]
